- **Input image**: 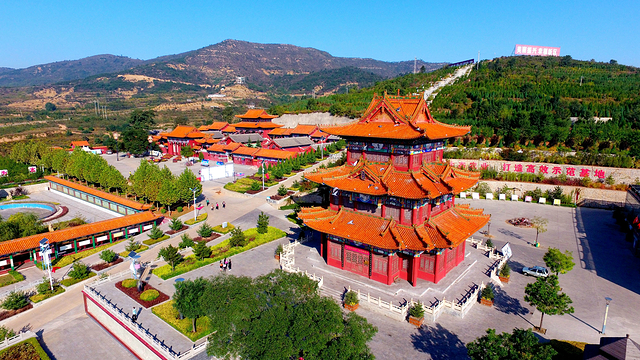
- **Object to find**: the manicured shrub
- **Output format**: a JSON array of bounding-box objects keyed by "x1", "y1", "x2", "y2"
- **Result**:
[
  {"x1": 1, "y1": 291, "x2": 28, "y2": 310},
  {"x1": 481, "y1": 286, "x2": 495, "y2": 301},
  {"x1": 140, "y1": 289, "x2": 160, "y2": 302},
  {"x1": 99, "y1": 249, "x2": 118, "y2": 263},
  {"x1": 169, "y1": 218, "x2": 183, "y2": 231},
  {"x1": 344, "y1": 290, "x2": 359, "y2": 306},
  {"x1": 257, "y1": 212, "x2": 269, "y2": 234},
  {"x1": 193, "y1": 240, "x2": 212, "y2": 261},
  {"x1": 499, "y1": 263, "x2": 511, "y2": 277},
  {"x1": 122, "y1": 279, "x2": 137, "y2": 288},
  {"x1": 177, "y1": 206, "x2": 184, "y2": 213},
  {"x1": 36, "y1": 277, "x2": 55, "y2": 295},
  {"x1": 68, "y1": 262, "x2": 90, "y2": 280},
  {"x1": 229, "y1": 227, "x2": 246, "y2": 247},
  {"x1": 409, "y1": 303, "x2": 425, "y2": 318},
  {"x1": 148, "y1": 224, "x2": 164, "y2": 240},
  {"x1": 179, "y1": 234, "x2": 194, "y2": 249},
  {"x1": 277, "y1": 185, "x2": 288, "y2": 196},
  {"x1": 160, "y1": 208, "x2": 167, "y2": 214},
  {"x1": 250, "y1": 181, "x2": 261, "y2": 191},
  {"x1": 197, "y1": 223, "x2": 214, "y2": 238},
  {"x1": 486, "y1": 239, "x2": 494, "y2": 248}
]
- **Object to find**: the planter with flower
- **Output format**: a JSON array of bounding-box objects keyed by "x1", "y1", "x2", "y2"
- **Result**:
[{"x1": 343, "y1": 290, "x2": 359, "y2": 311}]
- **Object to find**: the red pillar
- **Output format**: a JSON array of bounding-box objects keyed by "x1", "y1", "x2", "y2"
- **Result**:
[
  {"x1": 320, "y1": 235, "x2": 324, "y2": 261},
  {"x1": 433, "y1": 251, "x2": 442, "y2": 283},
  {"x1": 411, "y1": 255, "x2": 419, "y2": 287},
  {"x1": 427, "y1": 203, "x2": 432, "y2": 219},
  {"x1": 412, "y1": 207, "x2": 418, "y2": 225},
  {"x1": 381, "y1": 204, "x2": 386, "y2": 218},
  {"x1": 386, "y1": 254, "x2": 394, "y2": 285}
]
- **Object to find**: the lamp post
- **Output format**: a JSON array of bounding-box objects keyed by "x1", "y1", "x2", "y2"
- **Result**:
[
  {"x1": 602, "y1": 297, "x2": 613, "y2": 334},
  {"x1": 113, "y1": 133, "x2": 120, "y2": 161},
  {"x1": 262, "y1": 162, "x2": 265, "y2": 190},
  {"x1": 189, "y1": 188, "x2": 197, "y2": 222},
  {"x1": 487, "y1": 221, "x2": 491, "y2": 237},
  {"x1": 39, "y1": 238, "x2": 54, "y2": 291}
]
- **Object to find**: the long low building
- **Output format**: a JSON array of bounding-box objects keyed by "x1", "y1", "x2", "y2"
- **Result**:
[{"x1": 0, "y1": 211, "x2": 161, "y2": 272}]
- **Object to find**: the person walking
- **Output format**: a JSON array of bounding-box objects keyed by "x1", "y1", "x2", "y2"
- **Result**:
[
  {"x1": 222, "y1": 201, "x2": 226, "y2": 209},
  {"x1": 132, "y1": 306, "x2": 138, "y2": 322},
  {"x1": 216, "y1": 203, "x2": 219, "y2": 210},
  {"x1": 228, "y1": 259, "x2": 232, "y2": 272},
  {"x1": 223, "y1": 257, "x2": 228, "y2": 271},
  {"x1": 219, "y1": 261, "x2": 223, "y2": 271},
  {"x1": 206, "y1": 199, "x2": 210, "y2": 206}
]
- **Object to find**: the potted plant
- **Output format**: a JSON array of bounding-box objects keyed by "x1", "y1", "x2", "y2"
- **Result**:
[
  {"x1": 274, "y1": 244, "x2": 284, "y2": 261},
  {"x1": 498, "y1": 263, "x2": 511, "y2": 283},
  {"x1": 480, "y1": 285, "x2": 495, "y2": 306},
  {"x1": 343, "y1": 290, "x2": 359, "y2": 311},
  {"x1": 408, "y1": 303, "x2": 425, "y2": 327},
  {"x1": 485, "y1": 238, "x2": 494, "y2": 248}
]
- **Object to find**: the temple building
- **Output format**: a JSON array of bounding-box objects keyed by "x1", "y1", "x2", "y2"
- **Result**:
[
  {"x1": 299, "y1": 94, "x2": 490, "y2": 286},
  {"x1": 233, "y1": 109, "x2": 283, "y2": 137}
]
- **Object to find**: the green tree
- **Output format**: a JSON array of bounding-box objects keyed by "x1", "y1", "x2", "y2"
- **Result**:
[
  {"x1": 99, "y1": 249, "x2": 118, "y2": 263},
  {"x1": 179, "y1": 234, "x2": 194, "y2": 249},
  {"x1": 157, "y1": 178, "x2": 180, "y2": 211},
  {"x1": 121, "y1": 126, "x2": 150, "y2": 156},
  {"x1": 128, "y1": 109, "x2": 156, "y2": 129},
  {"x1": 0, "y1": 326, "x2": 16, "y2": 341},
  {"x1": 181, "y1": 145, "x2": 195, "y2": 158},
  {"x1": 257, "y1": 212, "x2": 269, "y2": 234},
  {"x1": 202, "y1": 270, "x2": 377, "y2": 360},
  {"x1": 148, "y1": 224, "x2": 164, "y2": 240},
  {"x1": 169, "y1": 218, "x2": 183, "y2": 231},
  {"x1": 68, "y1": 262, "x2": 90, "y2": 279},
  {"x1": 197, "y1": 223, "x2": 214, "y2": 238},
  {"x1": 125, "y1": 238, "x2": 142, "y2": 253},
  {"x1": 193, "y1": 240, "x2": 212, "y2": 261},
  {"x1": 1, "y1": 291, "x2": 28, "y2": 310},
  {"x1": 524, "y1": 275, "x2": 574, "y2": 330},
  {"x1": 176, "y1": 169, "x2": 202, "y2": 204},
  {"x1": 530, "y1": 216, "x2": 548, "y2": 246},
  {"x1": 173, "y1": 277, "x2": 208, "y2": 333},
  {"x1": 45, "y1": 102, "x2": 57, "y2": 112},
  {"x1": 229, "y1": 227, "x2": 246, "y2": 247},
  {"x1": 467, "y1": 328, "x2": 557, "y2": 360},
  {"x1": 157, "y1": 245, "x2": 182, "y2": 271},
  {"x1": 543, "y1": 248, "x2": 575, "y2": 276}
]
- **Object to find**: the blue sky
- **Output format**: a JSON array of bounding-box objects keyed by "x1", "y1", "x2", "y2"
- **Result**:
[{"x1": 1, "y1": 0, "x2": 638, "y2": 69}]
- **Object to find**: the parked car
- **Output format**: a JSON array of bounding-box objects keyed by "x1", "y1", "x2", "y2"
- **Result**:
[
  {"x1": 522, "y1": 265, "x2": 549, "y2": 278},
  {"x1": 106, "y1": 150, "x2": 113, "y2": 155}
]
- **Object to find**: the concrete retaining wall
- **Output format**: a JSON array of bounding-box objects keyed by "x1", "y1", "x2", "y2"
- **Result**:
[
  {"x1": 474, "y1": 180, "x2": 627, "y2": 204},
  {"x1": 83, "y1": 291, "x2": 168, "y2": 360},
  {"x1": 273, "y1": 112, "x2": 354, "y2": 127}
]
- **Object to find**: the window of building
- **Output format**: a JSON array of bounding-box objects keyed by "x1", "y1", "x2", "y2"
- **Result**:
[
  {"x1": 373, "y1": 255, "x2": 388, "y2": 274},
  {"x1": 393, "y1": 155, "x2": 408, "y2": 166},
  {"x1": 420, "y1": 255, "x2": 435, "y2": 273},
  {"x1": 330, "y1": 242, "x2": 342, "y2": 260}
]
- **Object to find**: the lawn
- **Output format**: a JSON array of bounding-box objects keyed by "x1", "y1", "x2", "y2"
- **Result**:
[
  {"x1": 153, "y1": 226, "x2": 287, "y2": 280},
  {"x1": 212, "y1": 223, "x2": 235, "y2": 234},
  {"x1": 0, "y1": 337, "x2": 51, "y2": 360},
  {"x1": 185, "y1": 213, "x2": 208, "y2": 225},
  {"x1": 550, "y1": 339, "x2": 587, "y2": 360},
  {"x1": 53, "y1": 240, "x2": 125, "y2": 268},
  {"x1": 30, "y1": 286, "x2": 65, "y2": 303},
  {"x1": 223, "y1": 177, "x2": 278, "y2": 194},
  {"x1": 60, "y1": 272, "x2": 96, "y2": 287},
  {"x1": 143, "y1": 235, "x2": 170, "y2": 246},
  {"x1": 152, "y1": 301, "x2": 212, "y2": 341},
  {"x1": 119, "y1": 245, "x2": 149, "y2": 257},
  {"x1": 0, "y1": 271, "x2": 25, "y2": 288}
]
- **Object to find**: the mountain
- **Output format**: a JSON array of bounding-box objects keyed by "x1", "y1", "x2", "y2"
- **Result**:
[{"x1": 0, "y1": 55, "x2": 144, "y2": 87}]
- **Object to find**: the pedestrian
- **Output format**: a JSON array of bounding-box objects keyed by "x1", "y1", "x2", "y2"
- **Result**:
[
  {"x1": 211, "y1": 206, "x2": 214, "y2": 211},
  {"x1": 132, "y1": 306, "x2": 138, "y2": 322},
  {"x1": 223, "y1": 257, "x2": 227, "y2": 271},
  {"x1": 219, "y1": 261, "x2": 223, "y2": 271},
  {"x1": 206, "y1": 199, "x2": 210, "y2": 206},
  {"x1": 216, "y1": 203, "x2": 219, "y2": 210},
  {"x1": 222, "y1": 201, "x2": 226, "y2": 209},
  {"x1": 228, "y1": 259, "x2": 232, "y2": 271}
]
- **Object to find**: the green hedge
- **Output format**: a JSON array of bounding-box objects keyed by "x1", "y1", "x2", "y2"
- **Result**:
[
  {"x1": 140, "y1": 289, "x2": 159, "y2": 301},
  {"x1": 0, "y1": 337, "x2": 51, "y2": 360},
  {"x1": 122, "y1": 279, "x2": 137, "y2": 288},
  {"x1": 60, "y1": 272, "x2": 96, "y2": 287},
  {"x1": 184, "y1": 213, "x2": 208, "y2": 225},
  {"x1": 152, "y1": 301, "x2": 212, "y2": 341},
  {"x1": 154, "y1": 226, "x2": 286, "y2": 279},
  {"x1": 143, "y1": 235, "x2": 170, "y2": 246},
  {"x1": 212, "y1": 223, "x2": 235, "y2": 234},
  {"x1": 0, "y1": 271, "x2": 25, "y2": 288},
  {"x1": 30, "y1": 286, "x2": 65, "y2": 303}
]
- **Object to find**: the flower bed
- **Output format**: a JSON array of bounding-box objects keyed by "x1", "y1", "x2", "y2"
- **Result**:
[
  {"x1": 166, "y1": 225, "x2": 189, "y2": 235},
  {"x1": 152, "y1": 300, "x2": 212, "y2": 341},
  {"x1": 142, "y1": 235, "x2": 170, "y2": 246},
  {"x1": 91, "y1": 257, "x2": 124, "y2": 272},
  {"x1": 153, "y1": 226, "x2": 286, "y2": 280},
  {"x1": 119, "y1": 245, "x2": 148, "y2": 257},
  {"x1": 30, "y1": 286, "x2": 66, "y2": 303},
  {"x1": 115, "y1": 281, "x2": 169, "y2": 308},
  {"x1": 0, "y1": 336, "x2": 51, "y2": 360},
  {"x1": 0, "y1": 304, "x2": 33, "y2": 321},
  {"x1": 185, "y1": 213, "x2": 208, "y2": 225},
  {"x1": 60, "y1": 272, "x2": 97, "y2": 287},
  {"x1": 192, "y1": 233, "x2": 220, "y2": 242}
]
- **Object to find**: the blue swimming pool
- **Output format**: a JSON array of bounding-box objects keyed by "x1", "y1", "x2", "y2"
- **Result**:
[{"x1": 0, "y1": 203, "x2": 56, "y2": 211}]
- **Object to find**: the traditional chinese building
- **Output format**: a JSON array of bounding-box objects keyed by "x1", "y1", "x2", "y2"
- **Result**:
[
  {"x1": 158, "y1": 125, "x2": 206, "y2": 156},
  {"x1": 299, "y1": 94, "x2": 490, "y2": 286},
  {"x1": 233, "y1": 109, "x2": 283, "y2": 137}
]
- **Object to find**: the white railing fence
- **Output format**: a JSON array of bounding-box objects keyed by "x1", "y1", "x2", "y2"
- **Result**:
[
  {"x1": 279, "y1": 240, "x2": 323, "y2": 288},
  {"x1": 0, "y1": 331, "x2": 36, "y2": 350}
]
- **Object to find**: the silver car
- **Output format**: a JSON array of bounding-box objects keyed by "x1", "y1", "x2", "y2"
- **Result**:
[{"x1": 522, "y1": 265, "x2": 549, "y2": 278}]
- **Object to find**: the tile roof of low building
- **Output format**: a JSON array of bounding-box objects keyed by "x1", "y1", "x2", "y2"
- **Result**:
[
  {"x1": 45, "y1": 175, "x2": 152, "y2": 210},
  {"x1": 228, "y1": 134, "x2": 266, "y2": 144},
  {"x1": 0, "y1": 211, "x2": 160, "y2": 257},
  {"x1": 206, "y1": 144, "x2": 227, "y2": 153},
  {"x1": 232, "y1": 146, "x2": 260, "y2": 156},
  {"x1": 185, "y1": 131, "x2": 206, "y2": 139},
  {"x1": 166, "y1": 125, "x2": 198, "y2": 138},
  {"x1": 222, "y1": 126, "x2": 236, "y2": 133},
  {"x1": 304, "y1": 160, "x2": 480, "y2": 199},
  {"x1": 223, "y1": 142, "x2": 242, "y2": 152},
  {"x1": 299, "y1": 204, "x2": 489, "y2": 251},
  {"x1": 273, "y1": 137, "x2": 314, "y2": 148},
  {"x1": 235, "y1": 109, "x2": 278, "y2": 120},
  {"x1": 233, "y1": 121, "x2": 283, "y2": 129},
  {"x1": 198, "y1": 122, "x2": 230, "y2": 131},
  {"x1": 71, "y1": 141, "x2": 90, "y2": 147},
  {"x1": 268, "y1": 128, "x2": 293, "y2": 136},
  {"x1": 291, "y1": 125, "x2": 318, "y2": 135},
  {"x1": 321, "y1": 94, "x2": 470, "y2": 140},
  {"x1": 310, "y1": 130, "x2": 328, "y2": 138},
  {"x1": 255, "y1": 148, "x2": 296, "y2": 160}
]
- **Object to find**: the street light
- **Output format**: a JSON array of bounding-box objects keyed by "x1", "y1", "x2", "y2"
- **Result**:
[
  {"x1": 189, "y1": 188, "x2": 197, "y2": 223},
  {"x1": 487, "y1": 221, "x2": 491, "y2": 237},
  {"x1": 39, "y1": 238, "x2": 54, "y2": 291},
  {"x1": 602, "y1": 297, "x2": 613, "y2": 334}
]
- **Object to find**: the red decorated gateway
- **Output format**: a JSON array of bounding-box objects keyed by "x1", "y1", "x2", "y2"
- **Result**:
[{"x1": 299, "y1": 94, "x2": 490, "y2": 286}]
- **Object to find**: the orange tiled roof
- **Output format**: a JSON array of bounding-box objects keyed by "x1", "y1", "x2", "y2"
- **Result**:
[
  {"x1": 0, "y1": 212, "x2": 160, "y2": 257},
  {"x1": 291, "y1": 125, "x2": 318, "y2": 135},
  {"x1": 223, "y1": 142, "x2": 242, "y2": 152},
  {"x1": 198, "y1": 122, "x2": 230, "y2": 131},
  {"x1": 310, "y1": 130, "x2": 328, "y2": 138},
  {"x1": 305, "y1": 159, "x2": 480, "y2": 199},
  {"x1": 186, "y1": 131, "x2": 206, "y2": 139},
  {"x1": 299, "y1": 205, "x2": 489, "y2": 251},
  {"x1": 166, "y1": 125, "x2": 198, "y2": 138},
  {"x1": 206, "y1": 144, "x2": 227, "y2": 153},
  {"x1": 235, "y1": 109, "x2": 278, "y2": 120},
  {"x1": 71, "y1": 141, "x2": 90, "y2": 147},
  {"x1": 321, "y1": 94, "x2": 470, "y2": 140},
  {"x1": 45, "y1": 176, "x2": 152, "y2": 210},
  {"x1": 222, "y1": 126, "x2": 236, "y2": 133},
  {"x1": 268, "y1": 128, "x2": 293, "y2": 136},
  {"x1": 234, "y1": 122, "x2": 283, "y2": 129},
  {"x1": 232, "y1": 146, "x2": 260, "y2": 157},
  {"x1": 151, "y1": 135, "x2": 162, "y2": 142},
  {"x1": 255, "y1": 148, "x2": 296, "y2": 160}
]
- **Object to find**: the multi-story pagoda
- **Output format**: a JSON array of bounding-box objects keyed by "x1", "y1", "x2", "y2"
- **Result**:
[{"x1": 299, "y1": 94, "x2": 490, "y2": 286}]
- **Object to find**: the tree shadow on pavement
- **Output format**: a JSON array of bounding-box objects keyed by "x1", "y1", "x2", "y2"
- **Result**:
[
  {"x1": 411, "y1": 323, "x2": 467, "y2": 359},
  {"x1": 493, "y1": 286, "x2": 530, "y2": 317},
  {"x1": 498, "y1": 228, "x2": 525, "y2": 241}
]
